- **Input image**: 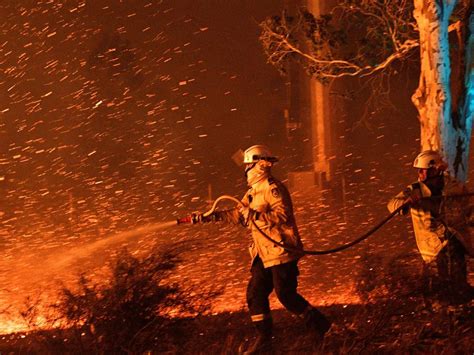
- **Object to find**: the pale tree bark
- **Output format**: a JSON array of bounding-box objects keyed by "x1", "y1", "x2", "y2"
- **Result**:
[{"x1": 412, "y1": 0, "x2": 473, "y2": 182}]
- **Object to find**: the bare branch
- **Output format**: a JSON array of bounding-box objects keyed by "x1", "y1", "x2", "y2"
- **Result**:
[{"x1": 259, "y1": 0, "x2": 418, "y2": 81}]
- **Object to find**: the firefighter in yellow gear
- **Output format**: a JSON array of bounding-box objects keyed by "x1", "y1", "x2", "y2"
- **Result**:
[
  {"x1": 388, "y1": 150, "x2": 473, "y2": 303},
  {"x1": 199, "y1": 145, "x2": 330, "y2": 354}
]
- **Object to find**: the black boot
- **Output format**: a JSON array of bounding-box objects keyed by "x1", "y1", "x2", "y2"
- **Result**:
[
  {"x1": 241, "y1": 318, "x2": 272, "y2": 354},
  {"x1": 303, "y1": 307, "x2": 331, "y2": 343}
]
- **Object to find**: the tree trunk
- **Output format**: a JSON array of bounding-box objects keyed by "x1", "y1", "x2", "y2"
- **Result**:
[
  {"x1": 458, "y1": 8, "x2": 474, "y2": 181},
  {"x1": 412, "y1": 0, "x2": 473, "y2": 182}
]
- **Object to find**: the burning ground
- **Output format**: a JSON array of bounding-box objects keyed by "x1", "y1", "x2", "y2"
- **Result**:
[
  {"x1": 0, "y1": 196, "x2": 473, "y2": 353},
  {"x1": 1, "y1": 189, "x2": 473, "y2": 351}
]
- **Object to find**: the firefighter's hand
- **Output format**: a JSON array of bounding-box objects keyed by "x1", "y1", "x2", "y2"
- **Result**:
[
  {"x1": 406, "y1": 190, "x2": 422, "y2": 205},
  {"x1": 239, "y1": 206, "x2": 257, "y2": 223},
  {"x1": 197, "y1": 212, "x2": 216, "y2": 223}
]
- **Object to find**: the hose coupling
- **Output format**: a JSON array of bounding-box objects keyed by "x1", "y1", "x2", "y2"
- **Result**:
[{"x1": 176, "y1": 212, "x2": 201, "y2": 225}]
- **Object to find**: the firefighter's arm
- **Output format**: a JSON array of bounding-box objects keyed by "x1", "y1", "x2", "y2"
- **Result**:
[
  {"x1": 234, "y1": 190, "x2": 255, "y2": 226},
  {"x1": 210, "y1": 208, "x2": 242, "y2": 224},
  {"x1": 387, "y1": 186, "x2": 414, "y2": 215},
  {"x1": 201, "y1": 192, "x2": 249, "y2": 225}
]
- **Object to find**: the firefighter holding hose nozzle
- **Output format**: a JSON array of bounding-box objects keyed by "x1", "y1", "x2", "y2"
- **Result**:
[
  {"x1": 195, "y1": 145, "x2": 331, "y2": 354},
  {"x1": 388, "y1": 150, "x2": 473, "y2": 304}
]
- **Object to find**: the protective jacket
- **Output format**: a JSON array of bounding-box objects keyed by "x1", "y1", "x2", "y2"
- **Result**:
[
  {"x1": 387, "y1": 174, "x2": 473, "y2": 263},
  {"x1": 218, "y1": 176, "x2": 304, "y2": 268}
]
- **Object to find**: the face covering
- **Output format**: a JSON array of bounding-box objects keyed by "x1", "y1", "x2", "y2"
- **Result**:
[
  {"x1": 423, "y1": 170, "x2": 445, "y2": 194},
  {"x1": 246, "y1": 160, "x2": 272, "y2": 186}
]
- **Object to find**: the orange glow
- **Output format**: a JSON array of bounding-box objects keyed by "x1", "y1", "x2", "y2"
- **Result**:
[
  {"x1": 0, "y1": 316, "x2": 52, "y2": 335},
  {"x1": 0, "y1": 286, "x2": 362, "y2": 335},
  {"x1": 0, "y1": 318, "x2": 28, "y2": 335}
]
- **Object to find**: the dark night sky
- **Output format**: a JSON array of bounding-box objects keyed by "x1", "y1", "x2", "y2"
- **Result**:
[{"x1": 0, "y1": 0, "x2": 288, "y2": 232}]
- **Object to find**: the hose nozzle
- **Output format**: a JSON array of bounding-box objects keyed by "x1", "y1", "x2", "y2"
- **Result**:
[{"x1": 176, "y1": 213, "x2": 200, "y2": 225}]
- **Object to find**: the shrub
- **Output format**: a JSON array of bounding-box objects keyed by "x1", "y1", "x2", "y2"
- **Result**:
[{"x1": 51, "y1": 246, "x2": 220, "y2": 353}]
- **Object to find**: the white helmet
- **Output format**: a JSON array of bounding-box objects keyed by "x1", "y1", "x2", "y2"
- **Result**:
[
  {"x1": 413, "y1": 150, "x2": 446, "y2": 170},
  {"x1": 243, "y1": 145, "x2": 278, "y2": 164}
]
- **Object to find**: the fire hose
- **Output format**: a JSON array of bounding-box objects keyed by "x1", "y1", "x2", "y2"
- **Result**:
[
  {"x1": 177, "y1": 192, "x2": 474, "y2": 255},
  {"x1": 177, "y1": 195, "x2": 409, "y2": 255}
]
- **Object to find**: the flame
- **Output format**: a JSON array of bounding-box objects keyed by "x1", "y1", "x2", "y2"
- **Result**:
[
  {"x1": 0, "y1": 318, "x2": 29, "y2": 335},
  {"x1": 0, "y1": 315, "x2": 53, "y2": 335}
]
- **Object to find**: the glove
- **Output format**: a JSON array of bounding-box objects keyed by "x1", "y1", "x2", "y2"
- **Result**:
[
  {"x1": 406, "y1": 189, "x2": 422, "y2": 206},
  {"x1": 193, "y1": 212, "x2": 216, "y2": 224},
  {"x1": 239, "y1": 205, "x2": 257, "y2": 224}
]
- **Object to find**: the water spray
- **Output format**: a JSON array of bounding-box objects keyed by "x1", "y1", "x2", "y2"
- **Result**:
[{"x1": 51, "y1": 220, "x2": 179, "y2": 270}]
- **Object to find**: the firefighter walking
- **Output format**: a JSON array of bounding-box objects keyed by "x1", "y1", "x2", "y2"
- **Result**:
[{"x1": 198, "y1": 145, "x2": 331, "y2": 354}]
